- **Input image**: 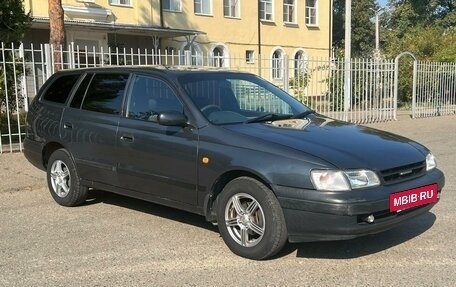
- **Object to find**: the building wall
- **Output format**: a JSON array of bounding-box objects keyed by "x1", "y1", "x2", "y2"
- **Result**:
[
  {"x1": 163, "y1": 0, "x2": 332, "y2": 59},
  {"x1": 22, "y1": 0, "x2": 332, "y2": 77},
  {"x1": 24, "y1": 0, "x2": 158, "y2": 26}
]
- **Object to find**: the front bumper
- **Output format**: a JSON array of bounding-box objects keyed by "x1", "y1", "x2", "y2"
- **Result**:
[{"x1": 274, "y1": 169, "x2": 445, "y2": 242}]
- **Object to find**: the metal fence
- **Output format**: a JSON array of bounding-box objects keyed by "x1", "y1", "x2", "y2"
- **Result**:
[
  {"x1": 413, "y1": 61, "x2": 456, "y2": 118},
  {"x1": 1, "y1": 42, "x2": 455, "y2": 153}
]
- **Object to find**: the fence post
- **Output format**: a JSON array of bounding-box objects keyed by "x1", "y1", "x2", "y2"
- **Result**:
[
  {"x1": 20, "y1": 43, "x2": 29, "y2": 112},
  {"x1": 343, "y1": 58, "x2": 351, "y2": 121},
  {"x1": 412, "y1": 60, "x2": 417, "y2": 119},
  {"x1": 70, "y1": 42, "x2": 76, "y2": 69},
  {"x1": 44, "y1": 44, "x2": 53, "y2": 79},
  {"x1": 184, "y1": 50, "x2": 191, "y2": 66},
  {"x1": 283, "y1": 54, "x2": 289, "y2": 92}
]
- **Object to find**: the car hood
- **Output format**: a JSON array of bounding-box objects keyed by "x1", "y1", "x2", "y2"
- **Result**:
[{"x1": 223, "y1": 115, "x2": 427, "y2": 170}]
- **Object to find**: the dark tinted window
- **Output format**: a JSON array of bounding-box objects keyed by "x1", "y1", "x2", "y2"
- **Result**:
[
  {"x1": 81, "y1": 73, "x2": 129, "y2": 115},
  {"x1": 42, "y1": 74, "x2": 81, "y2": 104},
  {"x1": 128, "y1": 76, "x2": 183, "y2": 122},
  {"x1": 70, "y1": 73, "x2": 93, "y2": 109}
]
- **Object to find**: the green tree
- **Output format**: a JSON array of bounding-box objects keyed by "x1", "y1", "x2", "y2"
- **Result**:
[
  {"x1": 0, "y1": 0, "x2": 31, "y2": 45},
  {"x1": 0, "y1": 0, "x2": 31, "y2": 115},
  {"x1": 333, "y1": 0, "x2": 378, "y2": 57},
  {"x1": 383, "y1": 0, "x2": 456, "y2": 106},
  {"x1": 387, "y1": 0, "x2": 456, "y2": 32}
]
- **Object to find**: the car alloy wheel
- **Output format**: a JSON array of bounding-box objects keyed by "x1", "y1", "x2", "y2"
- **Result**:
[
  {"x1": 50, "y1": 159, "x2": 71, "y2": 198},
  {"x1": 224, "y1": 193, "x2": 265, "y2": 247},
  {"x1": 46, "y1": 149, "x2": 88, "y2": 207},
  {"x1": 216, "y1": 177, "x2": 288, "y2": 260}
]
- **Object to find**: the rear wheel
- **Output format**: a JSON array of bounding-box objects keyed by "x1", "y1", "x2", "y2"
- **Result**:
[
  {"x1": 216, "y1": 177, "x2": 288, "y2": 260},
  {"x1": 47, "y1": 149, "x2": 87, "y2": 207}
]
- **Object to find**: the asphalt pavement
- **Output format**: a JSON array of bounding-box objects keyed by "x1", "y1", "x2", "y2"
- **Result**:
[{"x1": 1, "y1": 114, "x2": 455, "y2": 286}]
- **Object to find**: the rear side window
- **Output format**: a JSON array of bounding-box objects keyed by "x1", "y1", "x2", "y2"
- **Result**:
[
  {"x1": 70, "y1": 73, "x2": 93, "y2": 109},
  {"x1": 42, "y1": 74, "x2": 81, "y2": 104},
  {"x1": 81, "y1": 73, "x2": 129, "y2": 115}
]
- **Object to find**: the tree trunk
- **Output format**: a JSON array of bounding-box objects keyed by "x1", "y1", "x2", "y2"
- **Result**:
[{"x1": 48, "y1": 0, "x2": 65, "y2": 71}]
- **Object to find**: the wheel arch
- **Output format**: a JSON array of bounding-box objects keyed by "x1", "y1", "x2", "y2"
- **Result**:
[
  {"x1": 42, "y1": 142, "x2": 66, "y2": 168},
  {"x1": 203, "y1": 169, "x2": 274, "y2": 222}
]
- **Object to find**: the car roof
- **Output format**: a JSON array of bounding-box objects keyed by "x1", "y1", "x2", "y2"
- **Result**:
[{"x1": 55, "y1": 66, "x2": 252, "y2": 77}]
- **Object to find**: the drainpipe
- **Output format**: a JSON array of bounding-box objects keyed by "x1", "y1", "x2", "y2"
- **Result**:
[
  {"x1": 159, "y1": 0, "x2": 164, "y2": 28},
  {"x1": 329, "y1": 0, "x2": 333, "y2": 58},
  {"x1": 257, "y1": 0, "x2": 262, "y2": 77}
]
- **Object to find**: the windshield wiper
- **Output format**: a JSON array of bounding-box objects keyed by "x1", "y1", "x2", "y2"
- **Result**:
[
  {"x1": 292, "y1": 110, "x2": 316, "y2": 119},
  {"x1": 246, "y1": 113, "x2": 292, "y2": 124}
]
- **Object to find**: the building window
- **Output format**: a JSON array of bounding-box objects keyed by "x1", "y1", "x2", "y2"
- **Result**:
[
  {"x1": 246, "y1": 50, "x2": 255, "y2": 63},
  {"x1": 224, "y1": 0, "x2": 240, "y2": 18},
  {"x1": 283, "y1": 0, "x2": 296, "y2": 24},
  {"x1": 305, "y1": 0, "x2": 318, "y2": 26},
  {"x1": 195, "y1": 0, "x2": 212, "y2": 15},
  {"x1": 272, "y1": 49, "x2": 283, "y2": 80},
  {"x1": 212, "y1": 47, "x2": 224, "y2": 67},
  {"x1": 182, "y1": 43, "x2": 203, "y2": 66},
  {"x1": 294, "y1": 49, "x2": 308, "y2": 77},
  {"x1": 109, "y1": 0, "x2": 131, "y2": 6},
  {"x1": 163, "y1": 0, "x2": 182, "y2": 12},
  {"x1": 259, "y1": 0, "x2": 273, "y2": 21}
]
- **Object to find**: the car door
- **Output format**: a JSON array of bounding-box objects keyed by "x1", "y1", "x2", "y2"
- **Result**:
[
  {"x1": 116, "y1": 74, "x2": 198, "y2": 205},
  {"x1": 61, "y1": 72, "x2": 130, "y2": 185}
]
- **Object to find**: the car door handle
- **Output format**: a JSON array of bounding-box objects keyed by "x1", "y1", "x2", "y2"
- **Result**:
[
  {"x1": 120, "y1": 135, "x2": 134, "y2": 142},
  {"x1": 63, "y1": 122, "x2": 73, "y2": 130}
]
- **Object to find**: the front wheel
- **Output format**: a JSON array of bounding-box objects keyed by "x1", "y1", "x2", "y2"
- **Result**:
[
  {"x1": 216, "y1": 177, "x2": 288, "y2": 260},
  {"x1": 47, "y1": 149, "x2": 88, "y2": 207}
]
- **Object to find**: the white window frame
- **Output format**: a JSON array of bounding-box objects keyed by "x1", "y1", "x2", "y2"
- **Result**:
[
  {"x1": 224, "y1": 0, "x2": 241, "y2": 19},
  {"x1": 194, "y1": 0, "x2": 213, "y2": 16},
  {"x1": 109, "y1": 0, "x2": 132, "y2": 7},
  {"x1": 305, "y1": 0, "x2": 318, "y2": 27},
  {"x1": 180, "y1": 42, "x2": 204, "y2": 66},
  {"x1": 210, "y1": 43, "x2": 230, "y2": 68},
  {"x1": 163, "y1": 0, "x2": 182, "y2": 12},
  {"x1": 259, "y1": 0, "x2": 274, "y2": 22},
  {"x1": 293, "y1": 48, "x2": 308, "y2": 77},
  {"x1": 246, "y1": 50, "x2": 255, "y2": 64},
  {"x1": 270, "y1": 47, "x2": 284, "y2": 80},
  {"x1": 283, "y1": 0, "x2": 297, "y2": 24}
]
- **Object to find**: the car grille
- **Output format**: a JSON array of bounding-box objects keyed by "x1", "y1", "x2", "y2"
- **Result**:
[{"x1": 380, "y1": 161, "x2": 426, "y2": 184}]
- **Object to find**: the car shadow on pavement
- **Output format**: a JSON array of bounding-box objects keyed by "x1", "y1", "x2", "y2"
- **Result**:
[
  {"x1": 85, "y1": 189, "x2": 219, "y2": 233},
  {"x1": 279, "y1": 212, "x2": 436, "y2": 259},
  {"x1": 85, "y1": 190, "x2": 436, "y2": 260}
]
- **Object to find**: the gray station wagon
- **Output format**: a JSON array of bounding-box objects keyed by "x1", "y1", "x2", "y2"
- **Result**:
[{"x1": 24, "y1": 67, "x2": 445, "y2": 259}]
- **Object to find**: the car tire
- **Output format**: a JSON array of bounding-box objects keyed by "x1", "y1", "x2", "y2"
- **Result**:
[
  {"x1": 216, "y1": 177, "x2": 288, "y2": 260},
  {"x1": 46, "y1": 149, "x2": 88, "y2": 207}
]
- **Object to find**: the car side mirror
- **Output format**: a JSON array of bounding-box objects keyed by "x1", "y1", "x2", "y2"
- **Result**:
[{"x1": 157, "y1": 111, "x2": 188, "y2": 127}]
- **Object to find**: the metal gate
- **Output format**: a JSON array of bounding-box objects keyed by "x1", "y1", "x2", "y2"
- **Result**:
[
  {"x1": 413, "y1": 60, "x2": 456, "y2": 118},
  {"x1": 394, "y1": 52, "x2": 456, "y2": 118}
]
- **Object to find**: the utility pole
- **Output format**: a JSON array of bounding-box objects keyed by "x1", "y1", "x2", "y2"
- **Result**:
[
  {"x1": 370, "y1": 8, "x2": 384, "y2": 53},
  {"x1": 343, "y1": 0, "x2": 352, "y2": 119}
]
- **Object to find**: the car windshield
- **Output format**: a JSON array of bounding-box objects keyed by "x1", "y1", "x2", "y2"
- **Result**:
[{"x1": 178, "y1": 72, "x2": 311, "y2": 125}]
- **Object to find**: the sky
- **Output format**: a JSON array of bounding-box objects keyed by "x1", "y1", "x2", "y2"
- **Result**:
[{"x1": 377, "y1": 0, "x2": 388, "y2": 7}]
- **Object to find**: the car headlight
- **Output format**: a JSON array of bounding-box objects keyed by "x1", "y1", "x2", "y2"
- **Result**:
[
  {"x1": 311, "y1": 169, "x2": 380, "y2": 191},
  {"x1": 426, "y1": 153, "x2": 437, "y2": 171},
  {"x1": 344, "y1": 170, "x2": 380, "y2": 189}
]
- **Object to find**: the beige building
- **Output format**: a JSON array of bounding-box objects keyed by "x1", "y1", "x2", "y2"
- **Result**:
[{"x1": 23, "y1": 0, "x2": 332, "y2": 80}]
